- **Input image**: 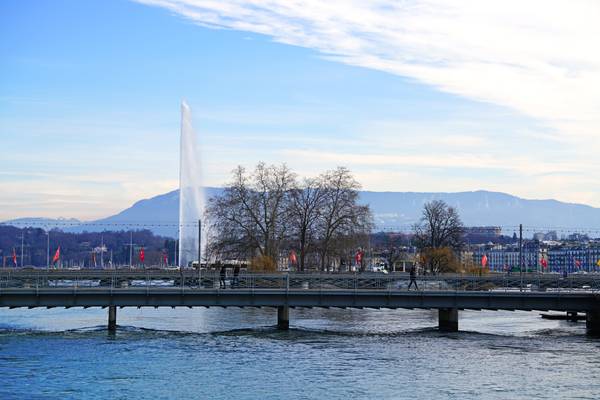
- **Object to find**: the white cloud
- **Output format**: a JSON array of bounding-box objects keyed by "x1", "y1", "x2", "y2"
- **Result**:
[
  {"x1": 136, "y1": 0, "x2": 600, "y2": 142},
  {"x1": 10, "y1": 0, "x2": 595, "y2": 220}
]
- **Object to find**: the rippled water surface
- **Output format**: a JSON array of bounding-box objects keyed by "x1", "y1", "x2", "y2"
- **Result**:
[{"x1": 1, "y1": 307, "x2": 599, "y2": 399}]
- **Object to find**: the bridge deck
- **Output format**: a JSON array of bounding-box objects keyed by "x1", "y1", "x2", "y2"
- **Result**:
[{"x1": 1, "y1": 287, "x2": 598, "y2": 312}]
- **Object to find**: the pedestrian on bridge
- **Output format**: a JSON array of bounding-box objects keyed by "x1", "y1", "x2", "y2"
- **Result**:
[
  {"x1": 219, "y1": 264, "x2": 227, "y2": 289},
  {"x1": 408, "y1": 265, "x2": 419, "y2": 290},
  {"x1": 232, "y1": 265, "x2": 240, "y2": 288}
]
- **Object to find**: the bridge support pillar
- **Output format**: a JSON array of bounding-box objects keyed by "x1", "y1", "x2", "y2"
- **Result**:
[
  {"x1": 108, "y1": 306, "x2": 117, "y2": 331},
  {"x1": 586, "y1": 311, "x2": 600, "y2": 335},
  {"x1": 438, "y1": 308, "x2": 458, "y2": 332},
  {"x1": 277, "y1": 306, "x2": 289, "y2": 330}
]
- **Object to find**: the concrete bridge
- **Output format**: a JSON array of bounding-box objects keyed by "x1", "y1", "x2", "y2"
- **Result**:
[{"x1": 1, "y1": 270, "x2": 599, "y2": 334}]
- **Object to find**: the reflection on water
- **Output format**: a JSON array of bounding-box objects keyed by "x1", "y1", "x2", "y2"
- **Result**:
[{"x1": 0, "y1": 307, "x2": 599, "y2": 400}]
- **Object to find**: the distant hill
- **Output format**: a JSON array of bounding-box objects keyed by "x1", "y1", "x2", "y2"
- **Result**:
[
  {"x1": 68, "y1": 188, "x2": 223, "y2": 237},
  {"x1": 6, "y1": 189, "x2": 600, "y2": 238},
  {"x1": 359, "y1": 190, "x2": 600, "y2": 232}
]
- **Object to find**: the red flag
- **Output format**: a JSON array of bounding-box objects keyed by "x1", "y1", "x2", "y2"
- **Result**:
[
  {"x1": 355, "y1": 250, "x2": 363, "y2": 264},
  {"x1": 541, "y1": 258, "x2": 548, "y2": 269},
  {"x1": 289, "y1": 250, "x2": 297, "y2": 264},
  {"x1": 12, "y1": 248, "x2": 17, "y2": 266},
  {"x1": 163, "y1": 252, "x2": 168, "y2": 266},
  {"x1": 139, "y1": 248, "x2": 145, "y2": 263},
  {"x1": 575, "y1": 259, "x2": 581, "y2": 268},
  {"x1": 481, "y1": 254, "x2": 488, "y2": 267},
  {"x1": 52, "y1": 246, "x2": 60, "y2": 263}
]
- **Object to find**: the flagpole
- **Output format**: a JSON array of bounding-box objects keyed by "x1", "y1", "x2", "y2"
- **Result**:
[
  {"x1": 46, "y1": 230, "x2": 50, "y2": 270},
  {"x1": 519, "y1": 224, "x2": 523, "y2": 291},
  {"x1": 197, "y1": 218, "x2": 202, "y2": 268},
  {"x1": 20, "y1": 232, "x2": 24, "y2": 268},
  {"x1": 130, "y1": 231, "x2": 133, "y2": 268}
]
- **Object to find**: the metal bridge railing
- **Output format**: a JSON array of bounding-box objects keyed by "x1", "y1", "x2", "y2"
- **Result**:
[{"x1": 1, "y1": 270, "x2": 600, "y2": 293}]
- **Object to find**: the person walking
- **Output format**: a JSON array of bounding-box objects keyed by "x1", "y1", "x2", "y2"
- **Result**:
[
  {"x1": 408, "y1": 265, "x2": 419, "y2": 290},
  {"x1": 232, "y1": 265, "x2": 240, "y2": 288},
  {"x1": 219, "y1": 264, "x2": 227, "y2": 289}
]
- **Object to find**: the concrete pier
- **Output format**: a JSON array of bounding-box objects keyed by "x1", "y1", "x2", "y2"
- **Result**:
[
  {"x1": 277, "y1": 306, "x2": 289, "y2": 330},
  {"x1": 586, "y1": 310, "x2": 600, "y2": 335},
  {"x1": 439, "y1": 308, "x2": 458, "y2": 332},
  {"x1": 108, "y1": 305, "x2": 117, "y2": 331}
]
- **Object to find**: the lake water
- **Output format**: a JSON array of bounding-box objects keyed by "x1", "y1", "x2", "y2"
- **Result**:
[{"x1": 1, "y1": 307, "x2": 599, "y2": 399}]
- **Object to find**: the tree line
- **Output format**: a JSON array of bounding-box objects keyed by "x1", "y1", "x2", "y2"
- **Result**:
[
  {"x1": 0, "y1": 226, "x2": 175, "y2": 268},
  {"x1": 206, "y1": 163, "x2": 374, "y2": 271}
]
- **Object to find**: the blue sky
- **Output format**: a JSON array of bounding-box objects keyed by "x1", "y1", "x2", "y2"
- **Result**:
[{"x1": 1, "y1": 0, "x2": 599, "y2": 220}]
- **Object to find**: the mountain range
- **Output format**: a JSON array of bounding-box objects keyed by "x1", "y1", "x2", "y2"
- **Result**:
[{"x1": 4, "y1": 189, "x2": 600, "y2": 238}]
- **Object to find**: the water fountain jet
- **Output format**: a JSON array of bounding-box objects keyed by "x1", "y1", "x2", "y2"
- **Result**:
[{"x1": 178, "y1": 101, "x2": 204, "y2": 267}]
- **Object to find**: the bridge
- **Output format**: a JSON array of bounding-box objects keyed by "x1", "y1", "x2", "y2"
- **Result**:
[{"x1": 1, "y1": 269, "x2": 599, "y2": 334}]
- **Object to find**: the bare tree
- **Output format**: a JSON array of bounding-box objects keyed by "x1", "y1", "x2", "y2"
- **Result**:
[
  {"x1": 413, "y1": 200, "x2": 464, "y2": 274},
  {"x1": 317, "y1": 167, "x2": 373, "y2": 271},
  {"x1": 207, "y1": 164, "x2": 373, "y2": 271},
  {"x1": 289, "y1": 177, "x2": 326, "y2": 271},
  {"x1": 206, "y1": 163, "x2": 296, "y2": 263}
]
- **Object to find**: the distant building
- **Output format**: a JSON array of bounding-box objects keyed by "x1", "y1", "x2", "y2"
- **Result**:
[
  {"x1": 545, "y1": 231, "x2": 558, "y2": 241},
  {"x1": 534, "y1": 231, "x2": 558, "y2": 241},
  {"x1": 533, "y1": 232, "x2": 545, "y2": 241},
  {"x1": 547, "y1": 246, "x2": 600, "y2": 272},
  {"x1": 465, "y1": 240, "x2": 600, "y2": 273},
  {"x1": 472, "y1": 247, "x2": 542, "y2": 272},
  {"x1": 567, "y1": 233, "x2": 590, "y2": 242},
  {"x1": 464, "y1": 226, "x2": 502, "y2": 237}
]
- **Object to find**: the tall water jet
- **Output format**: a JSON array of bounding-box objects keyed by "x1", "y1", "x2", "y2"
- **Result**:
[{"x1": 178, "y1": 101, "x2": 204, "y2": 267}]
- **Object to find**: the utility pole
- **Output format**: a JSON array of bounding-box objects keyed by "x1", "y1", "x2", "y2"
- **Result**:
[{"x1": 519, "y1": 224, "x2": 523, "y2": 290}]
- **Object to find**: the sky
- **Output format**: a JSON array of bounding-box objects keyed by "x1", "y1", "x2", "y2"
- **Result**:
[{"x1": 1, "y1": 0, "x2": 599, "y2": 221}]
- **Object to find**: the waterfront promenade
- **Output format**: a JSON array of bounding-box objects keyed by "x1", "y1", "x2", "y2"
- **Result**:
[{"x1": 1, "y1": 269, "x2": 599, "y2": 334}]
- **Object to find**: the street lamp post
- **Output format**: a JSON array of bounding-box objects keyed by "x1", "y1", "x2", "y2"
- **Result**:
[{"x1": 124, "y1": 231, "x2": 137, "y2": 269}]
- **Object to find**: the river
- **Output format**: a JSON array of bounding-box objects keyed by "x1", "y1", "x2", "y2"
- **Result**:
[{"x1": 1, "y1": 307, "x2": 599, "y2": 399}]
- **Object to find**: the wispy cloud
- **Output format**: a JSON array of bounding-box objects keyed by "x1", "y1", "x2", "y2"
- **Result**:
[
  {"x1": 136, "y1": 0, "x2": 600, "y2": 142},
  {"x1": 281, "y1": 148, "x2": 583, "y2": 177}
]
